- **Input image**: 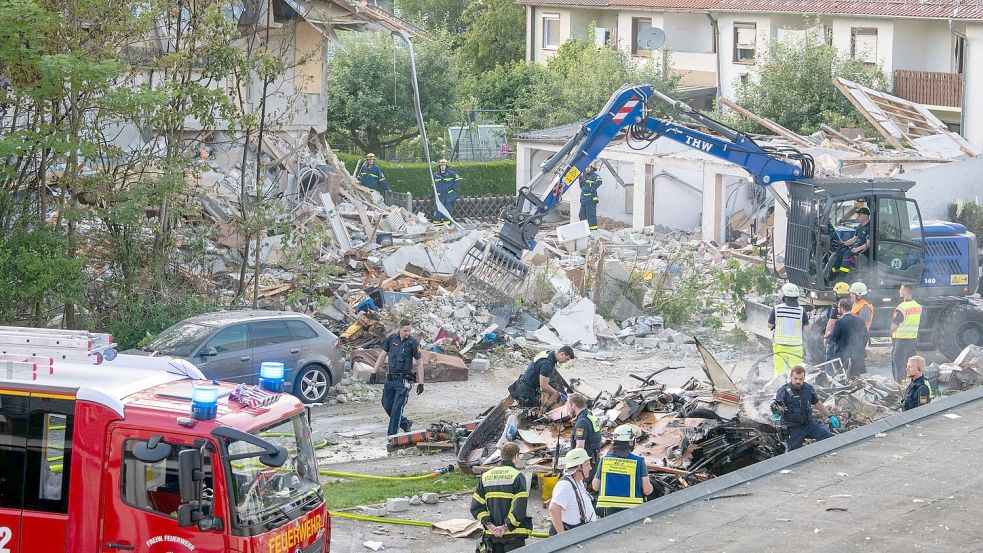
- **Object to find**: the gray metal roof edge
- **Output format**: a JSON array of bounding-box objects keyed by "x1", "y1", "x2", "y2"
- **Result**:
[{"x1": 515, "y1": 383, "x2": 983, "y2": 552}]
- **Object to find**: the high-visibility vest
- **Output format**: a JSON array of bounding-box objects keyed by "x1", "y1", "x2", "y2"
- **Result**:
[
  {"x1": 773, "y1": 303, "x2": 806, "y2": 347},
  {"x1": 892, "y1": 300, "x2": 922, "y2": 339},
  {"x1": 851, "y1": 299, "x2": 874, "y2": 331},
  {"x1": 596, "y1": 454, "x2": 645, "y2": 509}
]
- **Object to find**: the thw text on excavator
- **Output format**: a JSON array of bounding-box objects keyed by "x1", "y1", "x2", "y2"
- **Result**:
[{"x1": 456, "y1": 84, "x2": 983, "y2": 360}]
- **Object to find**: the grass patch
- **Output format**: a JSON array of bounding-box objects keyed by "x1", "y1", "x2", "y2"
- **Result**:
[{"x1": 322, "y1": 470, "x2": 477, "y2": 510}]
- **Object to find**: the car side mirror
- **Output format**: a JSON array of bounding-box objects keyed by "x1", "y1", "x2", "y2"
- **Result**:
[{"x1": 201, "y1": 347, "x2": 218, "y2": 357}]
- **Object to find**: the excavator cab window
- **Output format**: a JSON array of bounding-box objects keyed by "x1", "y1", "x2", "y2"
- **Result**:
[{"x1": 874, "y1": 197, "x2": 925, "y2": 276}]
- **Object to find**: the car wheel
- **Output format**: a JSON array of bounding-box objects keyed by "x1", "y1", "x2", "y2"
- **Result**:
[{"x1": 294, "y1": 364, "x2": 331, "y2": 404}]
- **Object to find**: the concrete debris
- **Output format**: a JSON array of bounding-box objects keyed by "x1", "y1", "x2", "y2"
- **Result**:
[
  {"x1": 385, "y1": 497, "x2": 411, "y2": 513},
  {"x1": 421, "y1": 492, "x2": 440, "y2": 504}
]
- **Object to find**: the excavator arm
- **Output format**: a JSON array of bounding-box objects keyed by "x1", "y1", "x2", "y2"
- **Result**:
[{"x1": 457, "y1": 84, "x2": 814, "y2": 298}]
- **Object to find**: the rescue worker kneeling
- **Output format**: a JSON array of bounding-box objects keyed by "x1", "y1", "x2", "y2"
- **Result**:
[
  {"x1": 470, "y1": 442, "x2": 531, "y2": 552},
  {"x1": 591, "y1": 424, "x2": 653, "y2": 517}
]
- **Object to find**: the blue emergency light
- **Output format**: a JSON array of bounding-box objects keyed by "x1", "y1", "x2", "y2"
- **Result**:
[
  {"x1": 259, "y1": 362, "x2": 285, "y2": 393},
  {"x1": 191, "y1": 385, "x2": 219, "y2": 420}
]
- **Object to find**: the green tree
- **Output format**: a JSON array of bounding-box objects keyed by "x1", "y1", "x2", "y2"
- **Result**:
[
  {"x1": 513, "y1": 39, "x2": 681, "y2": 131},
  {"x1": 394, "y1": 0, "x2": 469, "y2": 34},
  {"x1": 326, "y1": 32, "x2": 458, "y2": 156},
  {"x1": 734, "y1": 29, "x2": 888, "y2": 134},
  {"x1": 462, "y1": 61, "x2": 545, "y2": 117},
  {"x1": 457, "y1": 0, "x2": 525, "y2": 74}
]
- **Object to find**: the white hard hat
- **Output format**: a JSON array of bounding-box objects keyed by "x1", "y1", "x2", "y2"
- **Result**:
[
  {"x1": 849, "y1": 282, "x2": 868, "y2": 296},
  {"x1": 612, "y1": 424, "x2": 639, "y2": 442},
  {"x1": 781, "y1": 282, "x2": 800, "y2": 298},
  {"x1": 562, "y1": 448, "x2": 591, "y2": 473}
]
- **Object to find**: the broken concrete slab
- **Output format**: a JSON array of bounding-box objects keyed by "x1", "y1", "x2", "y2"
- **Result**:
[
  {"x1": 381, "y1": 230, "x2": 479, "y2": 277},
  {"x1": 421, "y1": 492, "x2": 439, "y2": 504},
  {"x1": 548, "y1": 297, "x2": 597, "y2": 346},
  {"x1": 386, "y1": 497, "x2": 410, "y2": 513},
  {"x1": 556, "y1": 220, "x2": 590, "y2": 253}
]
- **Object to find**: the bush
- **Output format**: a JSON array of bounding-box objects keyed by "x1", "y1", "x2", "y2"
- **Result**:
[
  {"x1": 0, "y1": 225, "x2": 85, "y2": 324},
  {"x1": 949, "y1": 200, "x2": 983, "y2": 241},
  {"x1": 336, "y1": 153, "x2": 516, "y2": 198},
  {"x1": 100, "y1": 293, "x2": 219, "y2": 350}
]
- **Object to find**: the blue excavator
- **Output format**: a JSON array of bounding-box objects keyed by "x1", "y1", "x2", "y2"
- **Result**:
[{"x1": 457, "y1": 84, "x2": 983, "y2": 361}]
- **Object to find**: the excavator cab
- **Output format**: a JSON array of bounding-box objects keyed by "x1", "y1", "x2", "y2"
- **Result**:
[{"x1": 784, "y1": 178, "x2": 926, "y2": 297}]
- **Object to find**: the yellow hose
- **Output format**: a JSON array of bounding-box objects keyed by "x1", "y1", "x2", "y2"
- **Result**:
[
  {"x1": 329, "y1": 511, "x2": 549, "y2": 538},
  {"x1": 319, "y1": 470, "x2": 439, "y2": 481}
]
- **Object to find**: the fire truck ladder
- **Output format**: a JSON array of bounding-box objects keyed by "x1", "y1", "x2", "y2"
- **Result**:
[{"x1": 0, "y1": 326, "x2": 119, "y2": 381}]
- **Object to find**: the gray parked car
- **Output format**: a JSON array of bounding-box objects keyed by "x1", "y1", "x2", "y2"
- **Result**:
[{"x1": 126, "y1": 310, "x2": 344, "y2": 404}]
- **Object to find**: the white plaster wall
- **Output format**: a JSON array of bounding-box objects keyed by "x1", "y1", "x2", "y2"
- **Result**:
[
  {"x1": 533, "y1": 8, "x2": 572, "y2": 64},
  {"x1": 892, "y1": 20, "x2": 953, "y2": 73},
  {"x1": 663, "y1": 12, "x2": 714, "y2": 53},
  {"x1": 829, "y1": 18, "x2": 895, "y2": 78},
  {"x1": 905, "y1": 157, "x2": 983, "y2": 221},
  {"x1": 964, "y1": 23, "x2": 983, "y2": 149},
  {"x1": 717, "y1": 14, "x2": 772, "y2": 100}
]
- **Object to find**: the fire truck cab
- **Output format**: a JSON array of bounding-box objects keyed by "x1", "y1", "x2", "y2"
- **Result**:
[{"x1": 0, "y1": 326, "x2": 329, "y2": 553}]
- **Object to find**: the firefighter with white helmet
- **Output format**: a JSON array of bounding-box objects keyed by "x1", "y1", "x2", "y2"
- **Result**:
[
  {"x1": 592, "y1": 424, "x2": 654, "y2": 517},
  {"x1": 849, "y1": 281, "x2": 874, "y2": 333},
  {"x1": 769, "y1": 282, "x2": 810, "y2": 377}
]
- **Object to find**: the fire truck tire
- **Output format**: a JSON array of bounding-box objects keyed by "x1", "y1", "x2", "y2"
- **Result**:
[
  {"x1": 294, "y1": 364, "x2": 331, "y2": 404},
  {"x1": 937, "y1": 305, "x2": 983, "y2": 360}
]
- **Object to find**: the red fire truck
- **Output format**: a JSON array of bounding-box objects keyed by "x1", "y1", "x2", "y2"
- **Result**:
[{"x1": 0, "y1": 326, "x2": 329, "y2": 552}]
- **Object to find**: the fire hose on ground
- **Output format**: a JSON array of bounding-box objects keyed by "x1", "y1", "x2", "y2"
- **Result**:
[{"x1": 325, "y1": 465, "x2": 550, "y2": 539}]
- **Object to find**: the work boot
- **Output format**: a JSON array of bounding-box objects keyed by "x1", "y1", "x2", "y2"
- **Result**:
[{"x1": 400, "y1": 418, "x2": 412, "y2": 432}]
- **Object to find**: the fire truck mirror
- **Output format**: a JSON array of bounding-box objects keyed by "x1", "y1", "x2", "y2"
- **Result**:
[
  {"x1": 178, "y1": 447, "x2": 204, "y2": 503},
  {"x1": 133, "y1": 435, "x2": 172, "y2": 463}
]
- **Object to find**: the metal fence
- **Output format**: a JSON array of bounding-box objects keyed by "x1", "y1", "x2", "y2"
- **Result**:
[{"x1": 408, "y1": 194, "x2": 516, "y2": 221}]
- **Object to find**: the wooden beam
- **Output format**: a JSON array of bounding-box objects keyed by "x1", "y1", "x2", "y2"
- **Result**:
[
  {"x1": 718, "y1": 98, "x2": 815, "y2": 147},
  {"x1": 833, "y1": 78, "x2": 907, "y2": 150}
]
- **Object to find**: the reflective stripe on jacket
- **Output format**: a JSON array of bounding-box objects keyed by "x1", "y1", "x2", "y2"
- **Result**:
[
  {"x1": 892, "y1": 300, "x2": 922, "y2": 339},
  {"x1": 470, "y1": 464, "x2": 531, "y2": 538},
  {"x1": 774, "y1": 303, "x2": 806, "y2": 346},
  {"x1": 596, "y1": 454, "x2": 645, "y2": 509}
]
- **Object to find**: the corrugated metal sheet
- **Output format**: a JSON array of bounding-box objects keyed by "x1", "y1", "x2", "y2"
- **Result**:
[{"x1": 516, "y1": 0, "x2": 983, "y2": 20}]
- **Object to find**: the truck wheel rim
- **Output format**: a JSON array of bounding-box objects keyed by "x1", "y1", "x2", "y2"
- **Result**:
[
  {"x1": 957, "y1": 321, "x2": 983, "y2": 349},
  {"x1": 301, "y1": 370, "x2": 327, "y2": 400}
]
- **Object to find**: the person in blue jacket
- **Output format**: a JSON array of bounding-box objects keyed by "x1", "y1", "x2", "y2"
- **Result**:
[
  {"x1": 357, "y1": 153, "x2": 389, "y2": 193},
  {"x1": 432, "y1": 158, "x2": 461, "y2": 224},
  {"x1": 578, "y1": 163, "x2": 602, "y2": 231}
]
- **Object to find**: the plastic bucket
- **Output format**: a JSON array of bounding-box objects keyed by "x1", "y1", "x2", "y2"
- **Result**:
[{"x1": 540, "y1": 473, "x2": 560, "y2": 501}]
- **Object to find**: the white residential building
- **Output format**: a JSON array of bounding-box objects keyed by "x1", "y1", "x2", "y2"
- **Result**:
[{"x1": 518, "y1": 0, "x2": 983, "y2": 147}]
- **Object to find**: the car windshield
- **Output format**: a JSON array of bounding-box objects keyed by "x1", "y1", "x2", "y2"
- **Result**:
[
  {"x1": 226, "y1": 414, "x2": 321, "y2": 528},
  {"x1": 145, "y1": 322, "x2": 213, "y2": 357}
]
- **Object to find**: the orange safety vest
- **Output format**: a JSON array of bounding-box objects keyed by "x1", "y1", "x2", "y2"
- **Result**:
[{"x1": 851, "y1": 298, "x2": 874, "y2": 331}]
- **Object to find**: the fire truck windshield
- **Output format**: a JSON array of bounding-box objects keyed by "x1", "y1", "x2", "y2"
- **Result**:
[{"x1": 226, "y1": 414, "x2": 321, "y2": 528}]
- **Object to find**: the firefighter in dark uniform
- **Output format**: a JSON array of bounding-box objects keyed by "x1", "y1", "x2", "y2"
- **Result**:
[
  {"x1": 470, "y1": 442, "x2": 531, "y2": 552},
  {"x1": 432, "y1": 158, "x2": 461, "y2": 225},
  {"x1": 373, "y1": 318, "x2": 425, "y2": 436},
  {"x1": 902, "y1": 355, "x2": 932, "y2": 411},
  {"x1": 567, "y1": 393, "x2": 601, "y2": 481},
  {"x1": 592, "y1": 424, "x2": 654, "y2": 517},
  {"x1": 772, "y1": 364, "x2": 840, "y2": 451},
  {"x1": 357, "y1": 153, "x2": 390, "y2": 193},
  {"x1": 508, "y1": 346, "x2": 575, "y2": 408},
  {"x1": 578, "y1": 162, "x2": 602, "y2": 231}
]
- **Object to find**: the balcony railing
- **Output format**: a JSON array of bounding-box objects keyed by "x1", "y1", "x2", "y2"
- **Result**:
[{"x1": 892, "y1": 70, "x2": 962, "y2": 108}]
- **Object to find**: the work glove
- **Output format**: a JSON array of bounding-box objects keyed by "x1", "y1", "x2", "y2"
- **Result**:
[
  {"x1": 771, "y1": 411, "x2": 782, "y2": 421},
  {"x1": 416, "y1": 383, "x2": 424, "y2": 395},
  {"x1": 559, "y1": 393, "x2": 568, "y2": 402},
  {"x1": 829, "y1": 415, "x2": 841, "y2": 429}
]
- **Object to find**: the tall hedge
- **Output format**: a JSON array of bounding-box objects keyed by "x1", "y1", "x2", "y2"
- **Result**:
[{"x1": 336, "y1": 153, "x2": 516, "y2": 198}]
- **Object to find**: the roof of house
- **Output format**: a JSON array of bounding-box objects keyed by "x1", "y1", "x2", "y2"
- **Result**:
[{"x1": 515, "y1": 0, "x2": 983, "y2": 20}]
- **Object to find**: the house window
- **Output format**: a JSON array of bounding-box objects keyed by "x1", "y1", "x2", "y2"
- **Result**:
[
  {"x1": 851, "y1": 28, "x2": 878, "y2": 65},
  {"x1": 734, "y1": 22, "x2": 756, "y2": 63},
  {"x1": 543, "y1": 14, "x2": 561, "y2": 49},
  {"x1": 632, "y1": 18, "x2": 654, "y2": 56}
]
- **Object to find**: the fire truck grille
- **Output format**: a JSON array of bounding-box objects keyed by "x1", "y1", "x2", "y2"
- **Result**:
[{"x1": 300, "y1": 537, "x2": 325, "y2": 553}]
